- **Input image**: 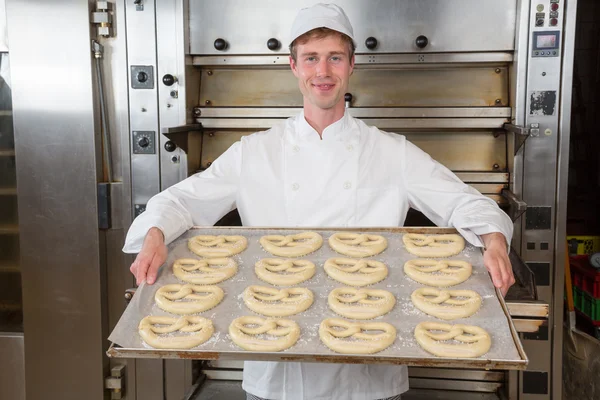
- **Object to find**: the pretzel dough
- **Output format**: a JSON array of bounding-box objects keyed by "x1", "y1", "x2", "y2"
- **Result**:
[
  {"x1": 328, "y1": 233, "x2": 388, "y2": 257},
  {"x1": 155, "y1": 284, "x2": 224, "y2": 315},
  {"x1": 324, "y1": 258, "x2": 388, "y2": 286},
  {"x1": 173, "y1": 258, "x2": 238, "y2": 284},
  {"x1": 403, "y1": 233, "x2": 465, "y2": 257},
  {"x1": 414, "y1": 321, "x2": 491, "y2": 358},
  {"x1": 188, "y1": 235, "x2": 248, "y2": 258},
  {"x1": 411, "y1": 287, "x2": 482, "y2": 320},
  {"x1": 319, "y1": 318, "x2": 396, "y2": 354},
  {"x1": 260, "y1": 232, "x2": 323, "y2": 257},
  {"x1": 229, "y1": 316, "x2": 300, "y2": 352},
  {"x1": 139, "y1": 315, "x2": 214, "y2": 349},
  {"x1": 328, "y1": 287, "x2": 396, "y2": 319},
  {"x1": 404, "y1": 259, "x2": 472, "y2": 287},
  {"x1": 255, "y1": 258, "x2": 316, "y2": 286},
  {"x1": 243, "y1": 285, "x2": 314, "y2": 317}
]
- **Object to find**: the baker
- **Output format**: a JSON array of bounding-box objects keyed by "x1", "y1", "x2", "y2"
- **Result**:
[{"x1": 123, "y1": 3, "x2": 515, "y2": 399}]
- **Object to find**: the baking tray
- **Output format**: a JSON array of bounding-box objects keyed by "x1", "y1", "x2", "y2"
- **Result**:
[{"x1": 108, "y1": 226, "x2": 528, "y2": 370}]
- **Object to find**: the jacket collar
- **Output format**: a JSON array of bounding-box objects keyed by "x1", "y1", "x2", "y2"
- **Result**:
[{"x1": 295, "y1": 110, "x2": 355, "y2": 143}]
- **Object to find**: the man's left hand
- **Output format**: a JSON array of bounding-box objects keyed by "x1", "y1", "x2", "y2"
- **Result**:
[{"x1": 481, "y1": 232, "x2": 515, "y2": 296}]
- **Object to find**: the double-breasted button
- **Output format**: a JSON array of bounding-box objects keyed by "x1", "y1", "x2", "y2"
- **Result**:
[
  {"x1": 292, "y1": 183, "x2": 300, "y2": 191},
  {"x1": 343, "y1": 181, "x2": 352, "y2": 189}
]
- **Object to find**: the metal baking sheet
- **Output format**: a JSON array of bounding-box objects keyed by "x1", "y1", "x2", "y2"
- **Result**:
[{"x1": 108, "y1": 227, "x2": 528, "y2": 370}]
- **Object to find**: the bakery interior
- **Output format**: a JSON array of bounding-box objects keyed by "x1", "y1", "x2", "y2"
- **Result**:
[{"x1": 1, "y1": 0, "x2": 600, "y2": 399}]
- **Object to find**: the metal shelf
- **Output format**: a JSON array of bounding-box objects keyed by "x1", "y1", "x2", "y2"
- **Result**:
[{"x1": 0, "y1": 187, "x2": 17, "y2": 195}]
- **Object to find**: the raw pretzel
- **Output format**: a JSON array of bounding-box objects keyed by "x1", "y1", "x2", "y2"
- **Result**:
[
  {"x1": 328, "y1": 287, "x2": 396, "y2": 319},
  {"x1": 138, "y1": 315, "x2": 214, "y2": 349},
  {"x1": 402, "y1": 233, "x2": 465, "y2": 257},
  {"x1": 324, "y1": 258, "x2": 388, "y2": 286},
  {"x1": 188, "y1": 235, "x2": 248, "y2": 258},
  {"x1": 319, "y1": 318, "x2": 396, "y2": 354},
  {"x1": 414, "y1": 321, "x2": 491, "y2": 358},
  {"x1": 404, "y1": 259, "x2": 472, "y2": 287},
  {"x1": 243, "y1": 285, "x2": 314, "y2": 317},
  {"x1": 173, "y1": 258, "x2": 238, "y2": 284},
  {"x1": 229, "y1": 316, "x2": 300, "y2": 352},
  {"x1": 155, "y1": 284, "x2": 224, "y2": 315},
  {"x1": 255, "y1": 258, "x2": 316, "y2": 286},
  {"x1": 259, "y1": 232, "x2": 323, "y2": 257},
  {"x1": 328, "y1": 233, "x2": 388, "y2": 257},
  {"x1": 411, "y1": 287, "x2": 482, "y2": 320}
]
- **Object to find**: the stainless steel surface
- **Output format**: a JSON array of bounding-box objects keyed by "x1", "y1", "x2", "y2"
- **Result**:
[
  {"x1": 0, "y1": 333, "x2": 25, "y2": 400},
  {"x1": 197, "y1": 107, "x2": 512, "y2": 119},
  {"x1": 6, "y1": 1, "x2": 107, "y2": 399},
  {"x1": 109, "y1": 226, "x2": 527, "y2": 370},
  {"x1": 192, "y1": 53, "x2": 514, "y2": 66},
  {"x1": 197, "y1": 118, "x2": 510, "y2": 130},
  {"x1": 126, "y1": 0, "x2": 160, "y2": 213},
  {"x1": 553, "y1": 0, "x2": 577, "y2": 398},
  {"x1": 156, "y1": 0, "x2": 188, "y2": 190},
  {"x1": 189, "y1": 0, "x2": 516, "y2": 55}
]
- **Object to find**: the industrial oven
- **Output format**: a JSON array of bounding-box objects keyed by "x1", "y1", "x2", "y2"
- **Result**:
[{"x1": 4, "y1": 0, "x2": 575, "y2": 399}]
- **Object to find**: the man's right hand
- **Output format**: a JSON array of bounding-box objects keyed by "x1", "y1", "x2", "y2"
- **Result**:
[{"x1": 130, "y1": 227, "x2": 168, "y2": 285}]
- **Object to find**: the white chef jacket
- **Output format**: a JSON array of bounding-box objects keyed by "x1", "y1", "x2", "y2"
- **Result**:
[{"x1": 123, "y1": 111, "x2": 513, "y2": 400}]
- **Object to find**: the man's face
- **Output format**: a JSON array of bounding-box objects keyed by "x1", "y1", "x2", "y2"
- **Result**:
[{"x1": 290, "y1": 35, "x2": 354, "y2": 112}]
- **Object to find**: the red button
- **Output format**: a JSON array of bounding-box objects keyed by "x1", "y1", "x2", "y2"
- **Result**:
[
  {"x1": 551, "y1": 3, "x2": 559, "y2": 11},
  {"x1": 550, "y1": 18, "x2": 558, "y2": 26}
]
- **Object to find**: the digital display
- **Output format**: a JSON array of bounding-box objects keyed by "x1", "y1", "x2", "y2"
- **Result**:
[{"x1": 536, "y1": 34, "x2": 557, "y2": 48}]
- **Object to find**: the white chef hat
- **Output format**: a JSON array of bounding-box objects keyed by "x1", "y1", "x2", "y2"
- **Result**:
[{"x1": 289, "y1": 3, "x2": 355, "y2": 46}]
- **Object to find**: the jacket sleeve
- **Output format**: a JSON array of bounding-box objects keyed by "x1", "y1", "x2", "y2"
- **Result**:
[
  {"x1": 122, "y1": 141, "x2": 242, "y2": 253},
  {"x1": 402, "y1": 140, "x2": 513, "y2": 248}
]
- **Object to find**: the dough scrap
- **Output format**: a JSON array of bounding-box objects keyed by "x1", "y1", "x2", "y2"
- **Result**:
[
  {"x1": 319, "y1": 318, "x2": 396, "y2": 354},
  {"x1": 260, "y1": 232, "x2": 323, "y2": 257},
  {"x1": 414, "y1": 321, "x2": 491, "y2": 358},
  {"x1": 155, "y1": 284, "x2": 224, "y2": 315},
  {"x1": 255, "y1": 258, "x2": 316, "y2": 286},
  {"x1": 403, "y1": 233, "x2": 465, "y2": 257},
  {"x1": 243, "y1": 285, "x2": 314, "y2": 317},
  {"x1": 328, "y1": 287, "x2": 396, "y2": 319},
  {"x1": 229, "y1": 316, "x2": 300, "y2": 352},
  {"x1": 411, "y1": 287, "x2": 482, "y2": 320},
  {"x1": 188, "y1": 235, "x2": 248, "y2": 258},
  {"x1": 173, "y1": 258, "x2": 238, "y2": 284},
  {"x1": 324, "y1": 258, "x2": 388, "y2": 286},
  {"x1": 328, "y1": 233, "x2": 388, "y2": 257},
  {"x1": 404, "y1": 259, "x2": 472, "y2": 287},
  {"x1": 139, "y1": 315, "x2": 214, "y2": 349}
]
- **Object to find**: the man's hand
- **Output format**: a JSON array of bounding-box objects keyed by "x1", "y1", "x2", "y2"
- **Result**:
[
  {"x1": 130, "y1": 227, "x2": 168, "y2": 285},
  {"x1": 481, "y1": 232, "x2": 515, "y2": 297}
]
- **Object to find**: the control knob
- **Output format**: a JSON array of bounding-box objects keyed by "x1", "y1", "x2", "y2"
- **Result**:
[
  {"x1": 267, "y1": 38, "x2": 280, "y2": 51},
  {"x1": 137, "y1": 136, "x2": 150, "y2": 148},
  {"x1": 162, "y1": 74, "x2": 177, "y2": 86},
  {"x1": 415, "y1": 35, "x2": 429, "y2": 49},
  {"x1": 214, "y1": 38, "x2": 228, "y2": 51},
  {"x1": 365, "y1": 37, "x2": 378, "y2": 50}
]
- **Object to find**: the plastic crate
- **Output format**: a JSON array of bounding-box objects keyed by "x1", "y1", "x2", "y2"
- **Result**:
[
  {"x1": 573, "y1": 287, "x2": 600, "y2": 326},
  {"x1": 569, "y1": 255, "x2": 600, "y2": 299},
  {"x1": 567, "y1": 236, "x2": 600, "y2": 255}
]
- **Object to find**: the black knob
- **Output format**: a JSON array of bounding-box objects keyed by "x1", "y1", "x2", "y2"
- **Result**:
[
  {"x1": 344, "y1": 93, "x2": 352, "y2": 102},
  {"x1": 365, "y1": 37, "x2": 378, "y2": 50},
  {"x1": 164, "y1": 141, "x2": 177, "y2": 152},
  {"x1": 415, "y1": 35, "x2": 429, "y2": 49},
  {"x1": 162, "y1": 74, "x2": 176, "y2": 86},
  {"x1": 214, "y1": 38, "x2": 227, "y2": 51},
  {"x1": 138, "y1": 137, "x2": 150, "y2": 148},
  {"x1": 136, "y1": 71, "x2": 148, "y2": 83},
  {"x1": 267, "y1": 38, "x2": 280, "y2": 51}
]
